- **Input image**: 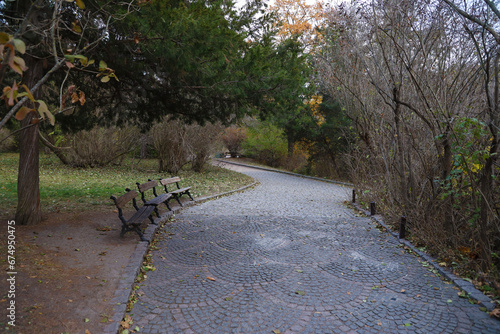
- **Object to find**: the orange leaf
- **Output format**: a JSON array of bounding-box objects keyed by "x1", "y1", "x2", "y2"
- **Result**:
[
  {"x1": 206, "y1": 276, "x2": 216, "y2": 281},
  {"x1": 71, "y1": 92, "x2": 79, "y2": 104},
  {"x1": 15, "y1": 106, "x2": 33, "y2": 121},
  {"x1": 65, "y1": 61, "x2": 75, "y2": 68},
  {"x1": 490, "y1": 308, "x2": 500, "y2": 318},
  {"x1": 79, "y1": 91, "x2": 86, "y2": 105}
]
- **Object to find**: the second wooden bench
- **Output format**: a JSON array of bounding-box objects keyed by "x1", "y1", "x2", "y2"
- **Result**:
[{"x1": 160, "y1": 176, "x2": 194, "y2": 207}]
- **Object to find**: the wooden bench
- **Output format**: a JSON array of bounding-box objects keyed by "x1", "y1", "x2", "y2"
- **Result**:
[
  {"x1": 110, "y1": 189, "x2": 156, "y2": 241},
  {"x1": 160, "y1": 176, "x2": 194, "y2": 207},
  {"x1": 136, "y1": 179, "x2": 172, "y2": 217}
]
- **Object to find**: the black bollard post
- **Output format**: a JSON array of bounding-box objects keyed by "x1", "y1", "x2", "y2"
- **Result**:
[
  {"x1": 352, "y1": 189, "x2": 356, "y2": 203},
  {"x1": 370, "y1": 202, "x2": 376, "y2": 216},
  {"x1": 399, "y1": 216, "x2": 407, "y2": 239}
]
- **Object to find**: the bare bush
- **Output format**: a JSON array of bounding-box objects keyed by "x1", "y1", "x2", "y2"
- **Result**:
[
  {"x1": 151, "y1": 118, "x2": 188, "y2": 174},
  {"x1": 221, "y1": 126, "x2": 247, "y2": 157},
  {"x1": 41, "y1": 126, "x2": 140, "y2": 167},
  {"x1": 315, "y1": 0, "x2": 500, "y2": 277},
  {"x1": 185, "y1": 122, "x2": 224, "y2": 172}
]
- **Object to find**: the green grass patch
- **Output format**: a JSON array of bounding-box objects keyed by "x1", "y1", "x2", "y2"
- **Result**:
[{"x1": 0, "y1": 153, "x2": 253, "y2": 217}]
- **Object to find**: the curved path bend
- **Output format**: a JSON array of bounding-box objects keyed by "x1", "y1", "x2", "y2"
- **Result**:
[{"x1": 127, "y1": 162, "x2": 499, "y2": 334}]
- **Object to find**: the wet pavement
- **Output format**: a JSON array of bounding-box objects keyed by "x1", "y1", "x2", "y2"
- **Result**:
[{"x1": 126, "y1": 163, "x2": 500, "y2": 333}]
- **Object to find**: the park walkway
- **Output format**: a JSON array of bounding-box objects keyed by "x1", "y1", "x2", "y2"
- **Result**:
[{"x1": 126, "y1": 162, "x2": 499, "y2": 333}]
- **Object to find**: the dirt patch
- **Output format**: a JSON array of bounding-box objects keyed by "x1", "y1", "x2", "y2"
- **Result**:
[{"x1": 0, "y1": 209, "x2": 141, "y2": 334}]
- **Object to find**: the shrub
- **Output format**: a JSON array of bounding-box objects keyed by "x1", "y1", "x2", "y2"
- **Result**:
[
  {"x1": 221, "y1": 126, "x2": 247, "y2": 157},
  {"x1": 185, "y1": 122, "x2": 224, "y2": 172},
  {"x1": 151, "y1": 118, "x2": 188, "y2": 174},
  {"x1": 242, "y1": 120, "x2": 287, "y2": 167}
]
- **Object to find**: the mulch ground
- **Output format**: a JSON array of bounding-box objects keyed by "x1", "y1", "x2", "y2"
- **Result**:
[{"x1": 0, "y1": 209, "x2": 140, "y2": 334}]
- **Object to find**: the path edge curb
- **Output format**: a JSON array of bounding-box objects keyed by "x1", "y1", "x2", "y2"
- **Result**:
[
  {"x1": 215, "y1": 159, "x2": 353, "y2": 187},
  {"x1": 352, "y1": 203, "x2": 497, "y2": 313},
  {"x1": 102, "y1": 179, "x2": 258, "y2": 334}
]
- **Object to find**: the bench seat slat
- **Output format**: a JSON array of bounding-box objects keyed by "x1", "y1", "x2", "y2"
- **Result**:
[
  {"x1": 144, "y1": 193, "x2": 171, "y2": 206},
  {"x1": 128, "y1": 205, "x2": 156, "y2": 225},
  {"x1": 169, "y1": 187, "x2": 191, "y2": 194}
]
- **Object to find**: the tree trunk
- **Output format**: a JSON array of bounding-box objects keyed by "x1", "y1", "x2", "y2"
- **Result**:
[
  {"x1": 15, "y1": 56, "x2": 44, "y2": 225},
  {"x1": 15, "y1": 112, "x2": 41, "y2": 225}
]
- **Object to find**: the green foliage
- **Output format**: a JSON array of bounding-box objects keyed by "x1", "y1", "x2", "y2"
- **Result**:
[
  {"x1": 242, "y1": 119, "x2": 288, "y2": 167},
  {"x1": 74, "y1": 0, "x2": 313, "y2": 129}
]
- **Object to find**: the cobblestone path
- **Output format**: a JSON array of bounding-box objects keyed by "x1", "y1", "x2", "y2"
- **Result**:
[{"x1": 127, "y1": 163, "x2": 500, "y2": 333}]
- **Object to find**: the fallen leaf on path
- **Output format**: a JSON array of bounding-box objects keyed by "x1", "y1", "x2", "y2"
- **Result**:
[
  {"x1": 206, "y1": 276, "x2": 216, "y2": 281},
  {"x1": 490, "y1": 308, "x2": 500, "y2": 318}
]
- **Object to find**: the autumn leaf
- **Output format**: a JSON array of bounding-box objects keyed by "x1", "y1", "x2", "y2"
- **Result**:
[
  {"x1": 273, "y1": 330, "x2": 282, "y2": 334},
  {"x1": 10, "y1": 56, "x2": 28, "y2": 75},
  {"x1": 12, "y1": 39, "x2": 26, "y2": 54},
  {"x1": 15, "y1": 106, "x2": 34, "y2": 121},
  {"x1": 79, "y1": 91, "x2": 86, "y2": 105},
  {"x1": 206, "y1": 276, "x2": 216, "y2": 281},
  {"x1": 99, "y1": 60, "x2": 108, "y2": 71},
  {"x1": 490, "y1": 308, "x2": 500, "y2": 318},
  {"x1": 72, "y1": 21, "x2": 82, "y2": 33},
  {"x1": 0, "y1": 32, "x2": 10, "y2": 44},
  {"x1": 75, "y1": 0, "x2": 85, "y2": 9},
  {"x1": 101, "y1": 75, "x2": 110, "y2": 83},
  {"x1": 71, "y1": 92, "x2": 79, "y2": 103},
  {"x1": 36, "y1": 100, "x2": 55, "y2": 125}
]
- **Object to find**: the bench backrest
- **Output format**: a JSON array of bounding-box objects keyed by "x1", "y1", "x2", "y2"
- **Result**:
[
  {"x1": 160, "y1": 177, "x2": 181, "y2": 186},
  {"x1": 110, "y1": 189, "x2": 138, "y2": 209},
  {"x1": 137, "y1": 180, "x2": 158, "y2": 193}
]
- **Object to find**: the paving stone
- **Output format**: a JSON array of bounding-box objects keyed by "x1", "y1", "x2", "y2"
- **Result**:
[{"x1": 124, "y1": 163, "x2": 500, "y2": 333}]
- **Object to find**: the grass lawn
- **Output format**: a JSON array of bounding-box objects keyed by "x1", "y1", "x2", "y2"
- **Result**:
[{"x1": 0, "y1": 153, "x2": 254, "y2": 217}]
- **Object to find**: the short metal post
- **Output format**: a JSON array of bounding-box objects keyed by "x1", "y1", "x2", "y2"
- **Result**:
[
  {"x1": 399, "y1": 216, "x2": 406, "y2": 239},
  {"x1": 370, "y1": 202, "x2": 376, "y2": 215},
  {"x1": 352, "y1": 189, "x2": 356, "y2": 203}
]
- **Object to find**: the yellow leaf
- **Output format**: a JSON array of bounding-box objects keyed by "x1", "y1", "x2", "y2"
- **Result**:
[
  {"x1": 0, "y1": 32, "x2": 10, "y2": 44},
  {"x1": 99, "y1": 60, "x2": 107, "y2": 70},
  {"x1": 72, "y1": 21, "x2": 82, "y2": 33},
  {"x1": 75, "y1": 0, "x2": 85, "y2": 9},
  {"x1": 21, "y1": 85, "x2": 35, "y2": 102},
  {"x1": 109, "y1": 72, "x2": 119, "y2": 81},
  {"x1": 36, "y1": 100, "x2": 49, "y2": 116},
  {"x1": 12, "y1": 39, "x2": 26, "y2": 54},
  {"x1": 101, "y1": 75, "x2": 110, "y2": 83}
]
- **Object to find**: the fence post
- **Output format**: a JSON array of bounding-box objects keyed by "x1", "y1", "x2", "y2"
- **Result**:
[
  {"x1": 370, "y1": 202, "x2": 376, "y2": 216},
  {"x1": 352, "y1": 189, "x2": 356, "y2": 203},
  {"x1": 399, "y1": 216, "x2": 407, "y2": 239}
]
